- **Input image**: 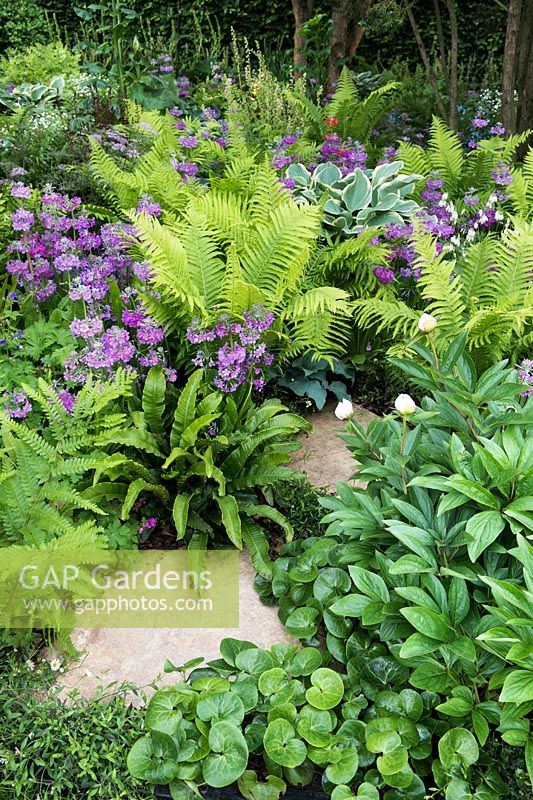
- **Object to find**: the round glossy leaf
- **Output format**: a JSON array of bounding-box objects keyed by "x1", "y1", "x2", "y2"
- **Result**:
[
  {"x1": 325, "y1": 742, "x2": 359, "y2": 784},
  {"x1": 306, "y1": 668, "x2": 345, "y2": 710},
  {"x1": 259, "y1": 668, "x2": 288, "y2": 696},
  {"x1": 313, "y1": 568, "x2": 351, "y2": 604},
  {"x1": 264, "y1": 718, "x2": 307, "y2": 768},
  {"x1": 383, "y1": 773, "x2": 427, "y2": 800},
  {"x1": 297, "y1": 707, "x2": 335, "y2": 747},
  {"x1": 197, "y1": 691, "x2": 245, "y2": 725},
  {"x1": 145, "y1": 689, "x2": 185, "y2": 735},
  {"x1": 331, "y1": 787, "x2": 354, "y2": 800},
  {"x1": 220, "y1": 638, "x2": 259, "y2": 666},
  {"x1": 244, "y1": 720, "x2": 267, "y2": 752},
  {"x1": 231, "y1": 676, "x2": 259, "y2": 712},
  {"x1": 268, "y1": 703, "x2": 297, "y2": 724},
  {"x1": 235, "y1": 648, "x2": 275, "y2": 675},
  {"x1": 289, "y1": 647, "x2": 323, "y2": 677},
  {"x1": 283, "y1": 760, "x2": 314, "y2": 786},
  {"x1": 382, "y1": 764, "x2": 414, "y2": 790},
  {"x1": 169, "y1": 780, "x2": 198, "y2": 800},
  {"x1": 238, "y1": 769, "x2": 287, "y2": 800},
  {"x1": 438, "y1": 727, "x2": 479, "y2": 770},
  {"x1": 202, "y1": 721, "x2": 249, "y2": 788},
  {"x1": 191, "y1": 676, "x2": 230, "y2": 693},
  {"x1": 127, "y1": 733, "x2": 178, "y2": 783},
  {"x1": 357, "y1": 783, "x2": 380, "y2": 799},
  {"x1": 377, "y1": 744, "x2": 408, "y2": 776},
  {"x1": 270, "y1": 643, "x2": 299, "y2": 666},
  {"x1": 285, "y1": 606, "x2": 320, "y2": 638}
]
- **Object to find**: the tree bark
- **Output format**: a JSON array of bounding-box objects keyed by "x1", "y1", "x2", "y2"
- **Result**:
[
  {"x1": 328, "y1": 0, "x2": 352, "y2": 89},
  {"x1": 516, "y1": 0, "x2": 533, "y2": 134},
  {"x1": 327, "y1": 0, "x2": 372, "y2": 90},
  {"x1": 501, "y1": 0, "x2": 522, "y2": 133},
  {"x1": 292, "y1": 0, "x2": 315, "y2": 73},
  {"x1": 404, "y1": 0, "x2": 449, "y2": 122},
  {"x1": 445, "y1": 0, "x2": 459, "y2": 130}
]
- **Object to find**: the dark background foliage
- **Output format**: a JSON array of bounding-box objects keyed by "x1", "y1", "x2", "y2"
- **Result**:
[{"x1": 0, "y1": 0, "x2": 506, "y2": 79}]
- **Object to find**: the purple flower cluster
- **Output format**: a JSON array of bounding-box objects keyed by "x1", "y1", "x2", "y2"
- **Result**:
[
  {"x1": 4, "y1": 185, "x2": 177, "y2": 386},
  {"x1": 92, "y1": 128, "x2": 143, "y2": 160},
  {"x1": 150, "y1": 54, "x2": 174, "y2": 75},
  {"x1": 317, "y1": 134, "x2": 368, "y2": 174},
  {"x1": 137, "y1": 194, "x2": 161, "y2": 216},
  {"x1": 3, "y1": 389, "x2": 32, "y2": 419},
  {"x1": 466, "y1": 117, "x2": 506, "y2": 149},
  {"x1": 177, "y1": 75, "x2": 191, "y2": 97},
  {"x1": 187, "y1": 305, "x2": 275, "y2": 393},
  {"x1": 517, "y1": 359, "x2": 533, "y2": 397}
]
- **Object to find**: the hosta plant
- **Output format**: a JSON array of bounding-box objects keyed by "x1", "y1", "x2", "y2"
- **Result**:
[
  {"x1": 255, "y1": 337, "x2": 533, "y2": 797},
  {"x1": 286, "y1": 161, "x2": 421, "y2": 239},
  {"x1": 95, "y1": 367, "x2": 311, "y2": 576}
]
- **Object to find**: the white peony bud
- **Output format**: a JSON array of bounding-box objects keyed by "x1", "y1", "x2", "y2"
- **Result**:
[
  {"x1": 335, "y1": 398, "x2": 354, "y2": 420},
  {"x1": 394, "y1": 394, "x2": 416, "y2": 415},
  {"x1": 417, "y1": 313, "x2": 438, "y2": 333}
]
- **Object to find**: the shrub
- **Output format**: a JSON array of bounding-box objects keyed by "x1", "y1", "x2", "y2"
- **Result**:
[
  {"x1": 256, "y1": 335, "x2": 533, "y2": 796},
  {"x1": 0, "y1": 42, "x2": 80, "y2": 86}
]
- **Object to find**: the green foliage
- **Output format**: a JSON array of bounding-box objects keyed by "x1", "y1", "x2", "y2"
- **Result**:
[
  {"x1": 397, "y1": 118, "x2": 531, "y2": 201},
  {"x1": 0, "y1": 42, "x2": 80, "y2": 86},
  {"x1": 277, "y1": 353, "x2": 354, "y2": 411},
  {"x1": 0, "y1": 0, "x2": 50, "y2": 52},
  {"x1": 101, "y1": 156, "x2": 354, "y2": 361},
  {"x1": 0, "y1": 650, "x2": 147, "y2": 798},
  {"x1": 257, "y1": 338, "x2": 533, "y2": 797},
  {"x1": 353, "y1": 221, "x2": 533, "y2": 368},
  {"x1": 95, "y1": 367, "x2": 311, "y2": 575},
  {"x1": 0, "y1": 372, "x2": 135, "y2": 547},
  {"x1": 128, "y1": 639, "x2": 433, "y2": 798},
  {"x1": 290, "y1": 66, "x2": 398, "y2": 148},
  {"x1": 287, "y1": 160, "x2": 421, "y2": 239}
]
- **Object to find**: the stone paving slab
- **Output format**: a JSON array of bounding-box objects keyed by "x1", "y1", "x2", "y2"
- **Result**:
[
  {"x1": 58, "y1": 552, "x2": 296, "y2": 700},
  {"x1": 57, "y1": 401, "x2": 377, "y2": 699},
  {"x1": 291, "y1": 400, "x2": 378, "y2": 493}
]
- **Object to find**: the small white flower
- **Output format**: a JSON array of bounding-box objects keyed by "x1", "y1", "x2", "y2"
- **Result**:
[
  {"x1": 49, "y1": 657, "x2": 61, "y2": 672},
  {"x1": 466, "y1": 229, "x2": 475, "y2": 242},
  {"x1": 394, "y1": 394, "x2": 416, "y2": 415},
  {"x1": 25, "y1": 658, "x2": 35, "y2": 672},
  {"x1": 418, "y1": 313, "x2": 438, "y2": 333},
  {"x1": 495, "y1": 211, "x2": 504, "y2": 221},
  {"x1": 335, "y1": 398, "x2": 354, "y2": 420}
]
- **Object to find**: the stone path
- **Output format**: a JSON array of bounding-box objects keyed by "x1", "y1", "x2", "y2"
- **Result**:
[
  {"x1": 292, "y1": 400, "x2": 377, "y2": 492},
  {"x1": 57, "y1": 401, "x2": 377, "y2": 699}
]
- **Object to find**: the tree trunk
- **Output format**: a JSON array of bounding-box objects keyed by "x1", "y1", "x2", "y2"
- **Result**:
[
  {"x1": 501, "y1": 0, "x2": 522, "y2": 133},
  {"x1": 404, "y1": 0, "x2": 449, "y2": 122},
  {"x1": 292, "y1": 0, "x2": 314, "y2": 74},
  {"x1": 445, "y1": 0, "x2": 459, "y2": 130},
  {"x1": 327, "y1": 0, "x2": 372, "y2": 90},
  {"x1": 328, "y1": 0, "x2": 352, "y2": 89},
  {"x1": 516, "y1": 0, "x2": 533, "y2": 135}
]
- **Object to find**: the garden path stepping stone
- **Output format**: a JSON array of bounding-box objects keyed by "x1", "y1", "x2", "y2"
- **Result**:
[
  {"x1": 291, "y1": 400, "x2": 378, "y2": 492},
  {"x1": 58, "y1": 551, "x2": 296, "y2": 700},
  {"x1": 58, "y1": 401, "x2": 376, "y2": 700}
]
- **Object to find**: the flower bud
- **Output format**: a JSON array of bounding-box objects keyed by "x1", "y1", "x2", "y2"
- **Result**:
[
  {"x1": 335, "y1": 398, "x2": 354, "y2": 420},
  {"x1": 394, "y1": 394, "x2": 416, "y2": 415},
  {"x1": 418, "y1": 313, "x2": 437, "y2": 333}
]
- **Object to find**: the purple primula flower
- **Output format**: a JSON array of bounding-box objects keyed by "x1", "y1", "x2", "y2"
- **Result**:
[
  {"x1": 10, "y1": 182, "x2": 32, "y2": 199},
  {"x1": 489, "y1": 123, "x2": 506, "y2": 136},
  {"x1": 3, "y1": 389, "x2": 32, "y2": 419},
  {"x1": 11, "y1": 209, "x2": 34, "y2": 232},
  {"x1": 374, "y1": 266, "x2": 395, "y2": 285},
  {"x1": 179, "y1": 135, "x2": 198, "y2": 149},
  {"x1": 492, "y1": 162, "x2": 513, "y2": 186},
  {"x1": 136, "y1": 195, "x2": 161, "y2": 216},
  {"x1": 471, "y1": 117, "x2": 489, "y2": 128}
]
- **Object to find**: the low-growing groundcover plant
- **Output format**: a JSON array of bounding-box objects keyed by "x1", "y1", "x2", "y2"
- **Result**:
[
  {"x1": 253, "y1": 335, "x2": 533, "y2": 798},
  {"x1": 0, "y1": 649, "x2": 148, "y2": 799}
]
